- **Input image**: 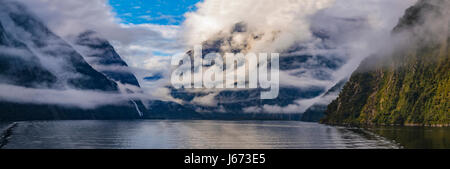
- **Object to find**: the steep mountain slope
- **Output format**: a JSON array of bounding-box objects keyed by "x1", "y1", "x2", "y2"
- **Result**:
[
  {"x1": 0, "y1": 1, "x2": 117, "y2": 91},
  {"x1": 0, "y1": 0, "x2": 141, "y2": 120},
  {"x1": 73, "y1": 31, "x2": 141, "y2": 87},
  {"x1": 301, "y1": 78, "x2": 347, "y2": 122},
  {"x1": 322, "y1": 0, "x2": 450, "y2": 126},
  {"x1": 72, "y1": 31, "x2": 147, "y2": 117},
  {"x1": 70, "y1": 31, "x2": 205, "y2": 119}
]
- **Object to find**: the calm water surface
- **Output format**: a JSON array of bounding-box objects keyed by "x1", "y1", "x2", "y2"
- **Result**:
[
  {"x1": 1, "y1": 120, "x2": 404, "y2": 149},
  {"x1": 369, "y1": 126, "x2": 450, "y2": 149}
]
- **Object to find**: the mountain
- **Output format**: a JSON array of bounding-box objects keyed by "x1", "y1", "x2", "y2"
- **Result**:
[
  {"x1": 0, "y1": 0, "x2": 142, "y2": 121},
  {"x1": 301, "y1": 78, "x2": 347, "y2": 122},
  {"x1": 321, "y1": 0, "x2": 450, "y2": 126},
  {"x1": 72, "y1": 30, "x2": 204, "y2": 119},
  {"x1": 144, "y1": 100, "x2": 202, "y2": 119},
  {"x1": 167, "y1": 21, "x2": 351, "y2": 119},
  {"x1": 73, "y1": 31, "x2": 141, "y2": 87},
  {"x1": 72, "y1": 30, "x2": 147, "y2": 117}
]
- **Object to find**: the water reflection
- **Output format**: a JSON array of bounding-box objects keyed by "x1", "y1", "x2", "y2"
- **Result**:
[
  {"x1": 3, "y1": 120, "x2": 402, "y2": 149},
  {"x1": 368, "y1": 126, "x2": 450, "y2": 149}
]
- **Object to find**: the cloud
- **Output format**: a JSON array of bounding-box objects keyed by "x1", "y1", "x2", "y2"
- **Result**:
[
  {"x1": 14, "y1": 0, "x2": 184, "y2": 68},
  {"x1": 191, "y1": 92, "x2": 219, "y2": 107},
  {"x1": 179, "y1": 0, "x2": 416, "y2": 112},
  {"x1": 243, "y1": 104, "x2": 303, "y2": 114},
  {"x1": 13, "y1": 0, "x2": 186, "y2": 101},
  {"x1": 393, "y1": 0, "x2": 450, "y2": 48},
  {"x1": 183, "y1": 0, "x2": 335, "y2": 52},
  {"x1": 0, "y1": 84, "x2": 141, "y2": 109},
  {"x1": 0, "y1": 46, "x2": 33, "y2": 60},
  {"x1": 0, "y1": 2, "x2": 105, "y2": 88},
  {"x1": 14, "y1": 0, "x2": 178, "y2": 44},
  {"x1": 5, "y1": 0, "x2": 419, "y2": 113}
]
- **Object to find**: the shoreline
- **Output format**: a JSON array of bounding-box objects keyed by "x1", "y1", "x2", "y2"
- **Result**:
[
  {"x1": 321, "y1": 122, "x2": 450, "y2": 128},
  {"x1": 1, "y1": 119, "x2": 449, "y2": 127},
  {"x1": 0, "y1": 122, "x2": 18, "y2": 149}
]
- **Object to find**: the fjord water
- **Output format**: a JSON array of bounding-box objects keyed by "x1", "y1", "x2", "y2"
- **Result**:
[
  {"x1": 368, "y1": 126, "x2": 450, "y2": 149},
  {"x1": 1, "y1": 120, "x2": 404, "y2": 149}
]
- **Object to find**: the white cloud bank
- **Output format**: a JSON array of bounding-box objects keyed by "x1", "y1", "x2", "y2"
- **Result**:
[
  {"x1": 0, "y1": 84, "x2": 148, "y2": 109},
  {"x1": 183, "y1": 0, "x2": 335, "y2": 53},
  {"x1": 182, "y1": 0, "x2": 416, "y2": 113}
]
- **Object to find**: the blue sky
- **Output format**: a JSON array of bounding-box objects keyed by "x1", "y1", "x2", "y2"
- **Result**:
[{"x1": 109, "y1": 0, "x2": 201, "y2": 25}]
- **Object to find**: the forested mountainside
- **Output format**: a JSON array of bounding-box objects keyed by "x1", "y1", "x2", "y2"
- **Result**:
[{"x1": 322, "y1": 0, "x2": 450, "y2": 126}]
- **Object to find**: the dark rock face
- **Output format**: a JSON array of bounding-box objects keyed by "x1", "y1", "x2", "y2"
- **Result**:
[
  {"x1": 392, "y1": 0, "x2": 439, "y2": 33},
  {"x1": 144, "y1": 100, "x2": 202, "y2": 119},
  {"x1": 0, "y1": 22, "x2": 57, "y2": 88},
  {"x1": 322, "y1": 0, "x2": 450, "y2": 126},
  {"x1": 73, "y1": 30, "x2": 147, "y2": 117},
  {"x1": 301, "y1": 105, "x2": 327, "y2": 122},
  {"x1": 0, "y1": 2, "x2": 118, "y2": 91},
  {"x1": 74, "y1": 31, "x2": 141, "y2": 87},
  {"x1": 0, "y1": 1, "x2": 141, "y2": 121},
  {"x1": 0, "y1": 102, "x2": 142, "y2": 121}
]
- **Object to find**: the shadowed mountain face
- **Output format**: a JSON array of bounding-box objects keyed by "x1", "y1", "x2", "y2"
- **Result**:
[
  {"x1": 0, "y1": 2, "x2": 117, "y2": 91},
  {"x1": 74, "y1": 31, "x2": 141, "y2": 87},
  {"x1": 144, "y1": 100, "x2": 203, "y2": 119},
  {"x1": 72, "y1": 31, "x2": 148, "y2": 117},
  {"x1": 71, "y1": 31, "x2": 206, "y2": 119},
  {"x1": 0, "y1": 0, "x2": 142, "y2": 121},
  {"x1": 322, "y1": 0, "x2": 450, "y2": 126},
  {"x1": 0, "y1": 21, "x2": 57, "y2": 88}
]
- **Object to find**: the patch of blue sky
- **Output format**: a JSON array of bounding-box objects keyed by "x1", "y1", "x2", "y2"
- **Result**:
[
  {"x1": 152, "y1": 51, "x2": 173, "y2": 57},
  {"x1": 109, "y1": 0, "x2": 201, "y2": 25}
]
